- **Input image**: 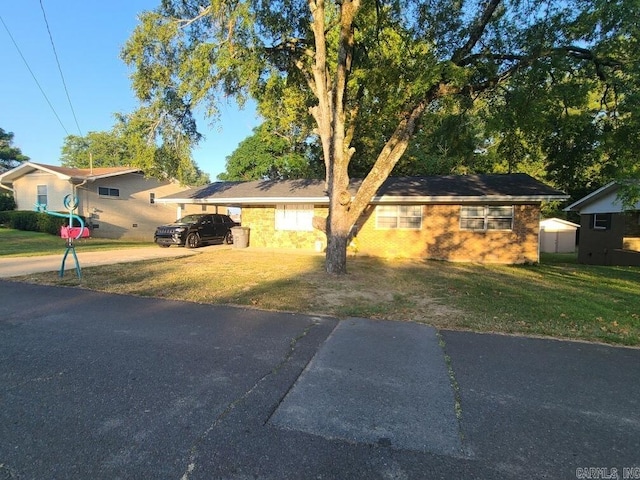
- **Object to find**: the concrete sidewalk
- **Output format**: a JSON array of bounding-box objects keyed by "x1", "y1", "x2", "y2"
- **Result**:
[{"x1": 0, "y1": 245, "x2": 228, "y2": 277}]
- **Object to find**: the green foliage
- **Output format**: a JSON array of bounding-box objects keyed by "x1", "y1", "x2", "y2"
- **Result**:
[
  {"x1": 0, "y1": 192, "x2": 16, "y2": 211},
  {"x1": 0, "y1": 211, "x2": 84, "y2": 235},
  {"x1": 60, "y1": 116, "x2": 209, "y2": 186},
  {"x1": 123, "y1": 1, "x2": 638, "y2": 189},
  {"x1": 218, "y1": 123, "x2": 323, "y2": 180},
  {"x1": 0, "y1": 210, "x2": 10, "y2": 225},
  {"x1": 61, "y1": 130, "x2": 134, "y2": 168},
  {"x1": 0, "y1": 128, "x2": 29, "y2": 171}
]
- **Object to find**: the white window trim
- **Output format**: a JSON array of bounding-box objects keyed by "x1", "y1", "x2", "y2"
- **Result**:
[
  {"x1": 592, "y1": 213, "x2": 610, "y2": 230},
  {"x1": 460, "y1": 205, "x2": 514, "y2": 231},
  {"x1": 375, "y1": 205, "x2": 423, "y2": 230},
  {"x1": 36, "y1": 184, "x2": 47, "y2": 206},
  {"x1": 275, "y1": 204, "x2": 314, "y2": 231}
]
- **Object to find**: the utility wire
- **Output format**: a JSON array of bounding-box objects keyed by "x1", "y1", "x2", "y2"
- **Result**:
[
  {"x1": 0, "y1": 13, "x2": 70, "y2": 136},
  {"x1": 39, "y1": 0, "x2": 83, "y2": 137}
]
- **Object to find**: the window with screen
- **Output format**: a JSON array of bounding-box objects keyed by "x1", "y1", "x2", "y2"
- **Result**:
[
  {"x1": 460, "y1": 206, "x2": 514, "y2": 231},
  {"x1": 375, "y1": 205, "x2": 422, "y2": 229}
]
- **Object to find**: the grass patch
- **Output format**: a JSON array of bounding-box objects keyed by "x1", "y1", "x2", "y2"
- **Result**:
[
  {"x1": 0, "y1": 228, "x2": 153, "y2": 257},
  {"x1": 11, "y1": 248, "x2": 640, "y2": 346}
]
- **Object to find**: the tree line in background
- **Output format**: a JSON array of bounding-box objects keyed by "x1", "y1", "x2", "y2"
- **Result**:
[{"x1": 0, "y1": 128, "x2": 29, "y2": 210}]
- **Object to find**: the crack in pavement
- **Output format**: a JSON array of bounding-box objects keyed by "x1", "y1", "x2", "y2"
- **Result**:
[{"x1": 179, "y1": 319, "x2": 323, "y2": 480}]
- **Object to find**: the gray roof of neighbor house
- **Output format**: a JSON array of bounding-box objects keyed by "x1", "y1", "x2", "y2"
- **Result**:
[
  {"x1": 0, "y1": 162, "x2": 143, "y2": 190},
  {"x1": 564, "y1": 180, "x2": 640, "y2": 213},
  {"x1": 157, "y1": 173, "x2": 568, "y2": 205}
]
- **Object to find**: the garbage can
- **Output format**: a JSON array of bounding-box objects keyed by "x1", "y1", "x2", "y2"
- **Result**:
[{"x1": 231, "y1": 226, "x2": 250, "y2": 248}]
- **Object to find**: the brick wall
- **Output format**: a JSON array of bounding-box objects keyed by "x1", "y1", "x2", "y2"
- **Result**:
[
  {"x1": 242, "y1": 203, "x2": 541, "y2": 264},
  {"x1": 355, "y1": 204, "x2": 540, "y2": 264}
]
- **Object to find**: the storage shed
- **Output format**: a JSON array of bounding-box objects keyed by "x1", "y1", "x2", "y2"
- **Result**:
[{"x1": 539, "y1": 218, "x2": 579, "y2": 253}]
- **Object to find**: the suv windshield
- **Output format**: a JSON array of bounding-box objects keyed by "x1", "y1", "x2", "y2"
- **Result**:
[{"x1": 177, "y1": 215, "x2": 203, "y2": 223}]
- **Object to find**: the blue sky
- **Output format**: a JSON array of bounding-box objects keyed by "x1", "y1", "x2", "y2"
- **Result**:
[{"x1": 0, "y1": 0, "x2": 259, "y2": 179}]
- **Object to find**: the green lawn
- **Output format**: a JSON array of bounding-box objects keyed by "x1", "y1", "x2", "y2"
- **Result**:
[
  {"x1": 0, "y1": 228, "x2": 153, "y2": 257},
  {"x1": 9, "y1": 241, "x2": 640, "y2": 346}
]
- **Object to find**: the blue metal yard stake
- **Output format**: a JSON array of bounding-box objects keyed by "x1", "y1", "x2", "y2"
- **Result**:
[{"x1": 35, "y1": 194, "x2": 86, "y2": 278}]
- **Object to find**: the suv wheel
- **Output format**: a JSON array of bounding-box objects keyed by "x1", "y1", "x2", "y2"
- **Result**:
[
  {"x1": 224, "y1": 230, "x2": 233, "y2": 244},
  {"x1": 186, "y1": 232, "x2": 201, "y2": 248}
]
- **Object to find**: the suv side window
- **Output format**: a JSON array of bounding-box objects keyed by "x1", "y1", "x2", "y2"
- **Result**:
[{"x1": 213, "y1": 215, "x2": 223, "y2": 224}]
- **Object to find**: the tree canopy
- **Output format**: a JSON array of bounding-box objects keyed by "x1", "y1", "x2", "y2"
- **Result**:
[
  {"x1": 123, "y1": 0, "x2": 637, "y2": 273},
  {"x1": 0, "y1": 128, "x2": 29, "y2": 172},
  {"x1": 218, "y1": 122, "x2": 323, "y2": 180},
  {"x1": 61, "y1": 116, "x2": 210, "y2": 186}
]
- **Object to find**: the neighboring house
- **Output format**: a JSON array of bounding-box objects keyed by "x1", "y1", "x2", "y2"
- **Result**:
[
  {"x1": 0, "y1": 162, "x2": 197, "y2": 241},
  {"x1": 564, "y1": 181, "x2": 640, "y2": 266},
  {"x1": 157, "y1": 174, "x2": 568, "y2": 264},
  {"x1": 539, "y1": 218, "x2": 579, "y2": 254}
]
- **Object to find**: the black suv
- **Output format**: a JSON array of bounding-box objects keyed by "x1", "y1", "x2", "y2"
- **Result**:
[{"x1": 154, "y1": 214, "x2": 239, "y2": 248}]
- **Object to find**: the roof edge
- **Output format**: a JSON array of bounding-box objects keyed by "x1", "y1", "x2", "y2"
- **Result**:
[
  {"x1": 564, "y1": 181, "x2": 618, "y2": 211},
  {"x1": 156, "y1": 193, "x2": 569, "y2": 205}
]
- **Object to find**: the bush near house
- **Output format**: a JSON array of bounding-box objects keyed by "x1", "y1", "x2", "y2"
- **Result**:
[
  {"x1": 0, "y1": 192, "x2": 16, "y2": 211},
  {"x1": 0, "y1": 211, "x2": 86, "y2": 235}
]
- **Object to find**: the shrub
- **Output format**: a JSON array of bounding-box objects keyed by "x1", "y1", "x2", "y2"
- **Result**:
[
  {"x1": 8, "y1": 211, "x2": 41, "y2": 231},
  {"x1": 37, "y1": 213, "x2": 69, "y2": 235},
  {"x1": 0, "y1": 210, "x2": 11, "y2": 226},
  {"x1": 0, "y1": 211, "x2": 86, "y2": 235},
  {"x1": 0, "y1": 193, "x2": 16, "y2": 211}
]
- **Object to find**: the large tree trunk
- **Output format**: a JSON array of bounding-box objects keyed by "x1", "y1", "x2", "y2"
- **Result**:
[
  {"x1": 325, "y1": 185, "x2": 353, "y2": 274},
  {"x1": 325, "y1": 230, "x2": 349, "y2": 274},
  {"x1": 309, "y1": 0, "x2": 428, "y2": 274}
]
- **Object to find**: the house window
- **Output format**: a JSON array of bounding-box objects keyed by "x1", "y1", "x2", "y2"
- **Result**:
[
  {"x1": 460, "y1": 205, "x2": 514, "y2": 231},
  {"x1": 149, "y1": 193, "x2": 155, "y2": 204},
  {"x1": 36, "y1": 185, "x2": 47, "y2": 206},
  {"x1": 275, "y1": 204, "x2": 314, "y2": 231},
  {"x1": 98, "y1": 187, "x2": 120, "y2": 198},
  {"x1": 592, "y1": 213, "x2": 611, "y2": 230},
  {"x1": 375, "y1": 205, "x2": 422, "y2": 229}
]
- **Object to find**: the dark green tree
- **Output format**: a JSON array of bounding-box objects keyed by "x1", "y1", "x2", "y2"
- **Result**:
[
  {"x1": 0, "y1": 128, "x2": 29, "y2": 171},
  {"x1": 0, "y1": 128, "x2": 28, "y2": 210},
  {"x1": 219, "y1": 123, "x2": 322, "y2": 180}
]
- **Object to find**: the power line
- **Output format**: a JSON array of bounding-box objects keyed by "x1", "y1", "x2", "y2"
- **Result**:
[
  {"x1": 39, "y1": 0, "x2": 83, "y2": 137},
  {"x1": 0, "y1": 13, "x2": 70, "y2": 136}
]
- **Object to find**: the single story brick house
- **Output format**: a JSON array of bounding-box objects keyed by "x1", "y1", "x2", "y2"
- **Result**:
[
  {"x1": 157, "y1": 174, "x2": 568, "y2": 264},
  {"x1": 564, "y1": 181, "x2": 640, "y2": 266},
  {"x1": 0, "y1": 162, "x2": 200, "y2": 240}
]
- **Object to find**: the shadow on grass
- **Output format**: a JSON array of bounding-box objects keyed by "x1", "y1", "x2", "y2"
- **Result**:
[{"x1": 13, "y1": 249, "x2": 640, "y2": 346}]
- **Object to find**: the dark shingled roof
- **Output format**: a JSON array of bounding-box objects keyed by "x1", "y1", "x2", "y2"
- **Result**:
[{"x1": 159, "y1": 174, "x2": 567, "y2": 202}]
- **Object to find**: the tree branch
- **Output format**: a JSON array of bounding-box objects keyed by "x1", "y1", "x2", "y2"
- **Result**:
[
  {"x1": 458, "y1": 46, "x2": 623, "y2": 72},
  {"x1": 452, "y1": 0, "x2": 502, "y2": 65},
  {"x1": 346, "y1": 86, "x2": 438, "y2": 226},
  {"x1": 174, "y1": 5, "x2": 212, "y2": 29}
]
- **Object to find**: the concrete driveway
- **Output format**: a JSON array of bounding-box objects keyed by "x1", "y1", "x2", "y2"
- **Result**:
[
  {"x1": 0, "y1": 244, "x2": 229, "y2": 278},
  {"x1": 1, "y1": 280, "x2": 638, "y2": 479}
]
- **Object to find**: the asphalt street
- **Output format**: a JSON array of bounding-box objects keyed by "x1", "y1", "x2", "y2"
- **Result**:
[{"x1": 0, "y1": 280, "x2": 639, "y2": 479}]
